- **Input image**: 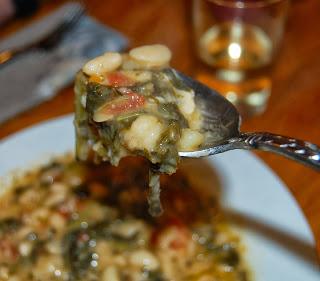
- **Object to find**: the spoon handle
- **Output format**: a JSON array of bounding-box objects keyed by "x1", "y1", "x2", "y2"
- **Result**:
[{"x1": 240, "y1": 132, "x2": 320, "y2": 170}]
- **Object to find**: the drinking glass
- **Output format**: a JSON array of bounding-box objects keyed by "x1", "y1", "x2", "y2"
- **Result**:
[{"x1": 193, "y1": 0, "x2": 290, "y2": 116}]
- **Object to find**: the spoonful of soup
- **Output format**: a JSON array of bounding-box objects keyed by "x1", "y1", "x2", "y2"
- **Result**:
[
  {"x1": 75, "y1": 44, "x2": 205, "y2": 216},
  {"x1": 74, "y1": 44, "x2": 319, "y2": 216}
]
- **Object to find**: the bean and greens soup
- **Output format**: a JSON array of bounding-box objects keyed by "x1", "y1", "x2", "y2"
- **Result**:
[
  {"x1": 0, "y1": 156, "x2": 249, "y2": 281},
  {"x1": 0, "y1": 45, "x2": 251, "y2": 281}
]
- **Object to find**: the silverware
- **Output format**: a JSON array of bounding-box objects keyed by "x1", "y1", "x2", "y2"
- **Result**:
[
  {"x1": 0, "y1": 4, "x2": 84, "y2": 65},
  {"x1": 176, "y1": 70, "x2": 320, "y2": 170}
]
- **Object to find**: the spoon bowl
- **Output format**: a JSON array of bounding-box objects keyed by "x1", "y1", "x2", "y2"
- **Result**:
[{"x1": 175, "y1": 70, "x2": 320, "y2": 170}]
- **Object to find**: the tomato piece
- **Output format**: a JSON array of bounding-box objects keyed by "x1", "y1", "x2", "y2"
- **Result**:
[
  {"x1": 0, "y1": 239, "x2": 19, "y2": 264},
  {"x1": 106, "y1": 71, "x2": 135, "y2": 87},
  {"x1": 94, "y1": 92, "x2": 145, "y2": 122},
  {"x1": 77, "y1": 232, "x2": 90, "y2": 243},
  {"x1": 151, "y1": 218, "x2": 191, "y2": 250},
  {"x1": 169, "y1": 233, "x2": 188, "y2": 249},
  {"x1": 57, "y1": 198, "x2": 78, "y2": 219},
  {"x1": 89, "y1": 182, "x2": 108, "y2": 199},
  {"x1": 159, "y1": 225, "x2": 191, "y2": 250},
  {"x1": 111, "y1": 92, "x2": 145, "y2": 114},
  {"x1": 57, "y1": 204, "x2": 72, "y2": 219}
]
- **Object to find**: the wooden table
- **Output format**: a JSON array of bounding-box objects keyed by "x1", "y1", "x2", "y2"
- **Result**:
[{"x1": 1, "y1": 0, "x2": 319, "y2": 259}]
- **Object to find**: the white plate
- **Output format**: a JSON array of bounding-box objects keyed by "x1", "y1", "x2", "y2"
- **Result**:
[{"x1": 0, "y1": 115, "x2": 319, "y2": 280}]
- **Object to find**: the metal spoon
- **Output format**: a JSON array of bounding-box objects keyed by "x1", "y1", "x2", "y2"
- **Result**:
[{"x1": 175, "y1": 70, "x2": 320, "y2": 170}]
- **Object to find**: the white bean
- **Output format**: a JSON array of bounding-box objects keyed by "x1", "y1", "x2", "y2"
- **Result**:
[
  {"x1": 188, "y1": 109, "x2": 202, "y2": 130},
  {"x1": 178, "y1": 129, "x2": 204, "y2": 151},
  {"x1": 95, "y1": 241, "x2": 113, "y2": 268},
  {"x1": 7, "y1": 276, "x2": 20, "y2": 281},
  {"x1": 80, "y1": 94, "x2": 87, "y2": 108},
  {"x1": 19, "y1": 189, "x2": 41, "y2": 206},
  {"x1": 113, "y1": 255, "x2": 126, "y2": 267},
  {"x1": 49, "y1": 213, "x2": 66, "y2": 232},
  {"x1": 33, "y1": 255, "x2": 64, "y2": 280},
  {"x1": 0, "y1": 266, "x2": 9, "y2": 280},
  {"x1": 129, "y1": 249, "x2": 159, "y2": 271},
  {"x1": 102, "y1": 266, "x2": 120, "y2": 281},
  {"x1": 123, "y1": 115, "x2": 164, "y2": 152},
  {"x1": 129, "y1": 44, "x2": 172, "y2": 68},
  {"x1": 46, "y1": 240, "x2": 62, "y2": 255},
  {"x1": 121, "y1": 54, "x2": 142, "y2": 70},
  {"x1": 121, "y1": 70, "x2": 152, "y2": 82},
  {"x1": 111, "y1": 220, "x2": 144, "y2": 239},
  {"x1": 45, "y1": 183, "x2": 67, "y2": 207},
  {"x1": 18, "y1": 241, "x2": 33, "y2": 256},
  {"x1": 175, "y1": 88, "x2": 195, "y2": 117},
  {"x1": 83, "y1": 52, "x2": 122, "y2": 76}
]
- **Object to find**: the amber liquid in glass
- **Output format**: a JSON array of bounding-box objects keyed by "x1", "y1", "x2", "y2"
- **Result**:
[{"x1": 198, "y1": 21, "x2": 273, "y2": 114}]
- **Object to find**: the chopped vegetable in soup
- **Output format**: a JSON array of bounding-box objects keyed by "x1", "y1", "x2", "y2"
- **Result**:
[
  {"x1": 0, "y1": 156, "x2": 250, "y2": 281},
  {"x1": 74, "y1": 45, "x2": 204, "y2": 216}
]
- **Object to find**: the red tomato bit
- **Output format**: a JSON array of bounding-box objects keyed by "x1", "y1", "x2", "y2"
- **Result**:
[{"x1": 106, "y1": 72, "x2": 135, "y2": 87}]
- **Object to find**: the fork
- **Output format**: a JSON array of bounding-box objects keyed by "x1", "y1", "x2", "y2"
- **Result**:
[{"x1": 0, "y1": 4, "x2": 85, "y2": 65}]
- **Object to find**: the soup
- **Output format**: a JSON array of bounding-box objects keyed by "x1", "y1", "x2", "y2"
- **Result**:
[{"x1": 0, "y1": 156, "x2": 249, "y2": 281}]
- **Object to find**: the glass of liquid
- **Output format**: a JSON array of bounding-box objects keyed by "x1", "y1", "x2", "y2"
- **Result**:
[{"x1": 193, "y1": 0, "x2": 289, "y2": 116}]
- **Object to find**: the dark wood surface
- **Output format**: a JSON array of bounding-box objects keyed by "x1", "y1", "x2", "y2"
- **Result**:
[{"x1": 0, "y1": 0, "x2": 320, "y2": 259}]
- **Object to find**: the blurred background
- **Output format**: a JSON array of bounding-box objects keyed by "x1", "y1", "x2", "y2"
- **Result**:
[{"x1": 0, "y1": 0, "x2": 319, "y2": 256}]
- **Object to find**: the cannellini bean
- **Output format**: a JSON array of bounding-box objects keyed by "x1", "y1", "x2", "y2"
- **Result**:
[
  {"x1": 46, "y1": 240, "x2": 62, "y2": 255},
  {"x1": 111, "y1": 220, "x2": 144, "y2": 239},
  {"x1": 197, "y1": 275, "x2": 217, "y2": 281},
  {"x1": 19, "y1": 241, "x2": 33, "y2": 256},
  {"x1": 7, "y1": 276, "x2": 20, "y2": 281},
  {"x1": 188, "y1": 109, "x2": 202, "y2": 130},
  {"x1": 49, "y1": 213, "x2": 66, "y2": 232},
  {"x1": 45, "y1": 183, "x2": 67, "y2": 207},
  {"x1": 19, "y1": 189, "x2": 41, "y2": 206},
  {"x1": 0, "y1": 266, "x2": 9, "y2": 279},
  {"x1": 102, "y1": 266, "x2": 120, "y2": 281},
  {"x1": 123, "y1": 115, "x2": 164, "y2": 152},
  {"x1": 51, "y1": 182, "x2": 67, "y2": 194},
  {"x1": 129, "y1": 44, "x2": 172, "y2": 68},
  {"x1": 33, "y1": 254, "x2": 64, "y2": 280},
  {"x1": 95, "y1": 241, "x2": 113, "y2": 268},
  {"x1": 176, "y1": 88, "x2": 195, "y2": 117},
  {"x1": 113, "y1": 255, "x2": 127, "y2": 267},
  {"x1": 121, "y1": 54, "x2": 142, "y2": 70},
  {"x1": 80, "y1": 94, "x2": 87, "y2": 108},
  {"x1": 83, "y1": 52, "x2": 122, "y2": 76},
  {"x1": 121, "y1": 70, "x2": 152, "y2": 82},
  {"x1": 178, "y1": 129, "x2": 204, "y2": 151},
  {"x1": 30, "y1": 208, "x2": 50, "y2": 222},
  {"x1": 129, "y1": 249, "x2": 159, "y2": 271},
  {"x1": 16, "y1": 226, "x2": 33, "y2": 240}
]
